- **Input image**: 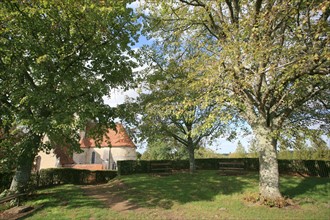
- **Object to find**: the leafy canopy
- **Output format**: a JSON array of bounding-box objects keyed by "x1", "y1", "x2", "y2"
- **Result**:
[{"x1": 0, "y1": 0, "x2": 140, "y2": 170}]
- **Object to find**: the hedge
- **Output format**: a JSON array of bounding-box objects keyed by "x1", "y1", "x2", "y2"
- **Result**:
[
  {"x1": 0, "y1": 168, "x2": 117, "y2": 193},
  {"x1": 35, "y1": 168, "x2": 117, "y2": 187},
  {"x1": 117, "y1": 158, "x2": 330, "y2": 177}
]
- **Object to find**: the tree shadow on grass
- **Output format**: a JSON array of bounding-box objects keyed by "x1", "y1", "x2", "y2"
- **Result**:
[
  {"x1": 118, "y1": 170, "x2": 259, "y2": 209},
  {"x1": 281, "y1": 177, "x2": 330, "y2": 199},
  {"x1": 281, "y1": 176, "x2": 330, "y2": 204},
  {"x1": 81, "y1": 181, "x2": 141, "y2": 211},
  {"x1": 19, "y1": 171, "x2": 260, "y2": 218},
  {"x1": 19, "y1": 184, "x2": 105, "y2": 219}
]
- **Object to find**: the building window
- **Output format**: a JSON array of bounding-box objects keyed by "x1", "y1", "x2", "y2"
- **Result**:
[{"x1": 91, "y1": 152, "x2": 96, "y2": 164}]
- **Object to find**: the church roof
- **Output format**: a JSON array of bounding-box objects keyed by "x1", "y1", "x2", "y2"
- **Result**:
[{"x1": 80, "y1": 124, "x2": 135, "y2": 148}]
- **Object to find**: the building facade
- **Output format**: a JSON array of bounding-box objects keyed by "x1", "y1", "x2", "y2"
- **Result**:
[{"x1": 36, "y1": 124, "x2": 136, "y2": 171}]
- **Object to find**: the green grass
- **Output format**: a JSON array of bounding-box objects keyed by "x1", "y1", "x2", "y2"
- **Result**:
[
  {"x1": 20, "y1": 184, "x2": 140, "y2": 220},
  {"x1": 20, "y1": 171, "x2": 330, "y2": 220}
]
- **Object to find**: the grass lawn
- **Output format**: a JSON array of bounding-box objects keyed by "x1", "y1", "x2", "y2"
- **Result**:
[{"x1": 21, "y1": 170, "x2": 329, "y2": 219}]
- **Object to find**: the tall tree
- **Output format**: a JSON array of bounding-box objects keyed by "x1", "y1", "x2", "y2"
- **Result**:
[
  {"x1": 248, "y1": 138, "x2": 258, "y2": 158},
  {"x1": 0, "y1": 0, "x2": 139, "y2": 192},
  {"x1": 141, "y1": 137, "x2": 187, "y2": 161},
  {"x1": 230, "y1": 141, "x2": 246, "y2": 158},
  {"x1": 141, "y1": 0, "x2": 329, "y2": 201},
  {"x1": 131, "y1": 52, "x2": 234, "y2": 173}
]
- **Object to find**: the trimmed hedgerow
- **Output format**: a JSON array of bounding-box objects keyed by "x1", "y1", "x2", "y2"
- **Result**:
[
  {"x1": 117, "y1": 158, "x2": 330, "y2": 177},
  {"x1": 35, "y1": 168, "x2": 117, "y2": 187},
  {"x1": 0, "y1": 168, "x2": 117, "y2": 193}
]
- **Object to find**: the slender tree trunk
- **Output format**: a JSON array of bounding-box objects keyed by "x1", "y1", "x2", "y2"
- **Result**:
[
  {"x1": 254, "y1": 125, "x2": 282, "y2": 200},
  {"x1": 10, "y1": 133, "x2": 41, "y2": 193},
  {"x1": 186, "y1": 136, "x2": 196, "y2": 174},
  {"x1": 187, "y1": 146, "x2": 195, "y2": 174}
]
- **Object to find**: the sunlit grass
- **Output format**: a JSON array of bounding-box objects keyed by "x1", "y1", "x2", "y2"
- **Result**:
[
  {"x1": 23, "y1": 185, "x2": 124, "y2": 220},
  {"x1": 22, "y1": 171, "x2": 330, "y2": 220}
]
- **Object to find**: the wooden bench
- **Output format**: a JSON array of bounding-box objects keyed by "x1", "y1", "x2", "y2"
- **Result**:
[
  {"x1": 219, "y1": 161, "x2": 244, "y2": 175},
  {"x1": 0, "y1": 193, "x2": 27, "y2": 206},
  {"x1": 150, "y1": 162, "x2": 172, "y2": 175}
]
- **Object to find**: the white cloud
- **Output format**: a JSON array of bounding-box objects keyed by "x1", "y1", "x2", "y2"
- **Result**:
[{"x1": 104, "y1": 88, "x2": 138, "y2": 107}]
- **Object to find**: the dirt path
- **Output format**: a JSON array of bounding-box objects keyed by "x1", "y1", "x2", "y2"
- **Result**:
[
  {"x1": 80, "y1": 179, "x2": 144, "y2": 212},
  {"x1": 80, "y1": 180, "x2": 184, "y2": 220}
]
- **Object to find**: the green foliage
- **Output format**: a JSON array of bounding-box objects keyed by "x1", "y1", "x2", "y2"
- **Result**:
[
  {"x1": 195, "y1": 147, "x2": 222, "y2": 159},
  {"x1": 229, "y1": 141, "x2": 247, "y2": 158},
  {"x1": 248, "y1": 138, "x2": 258, "y2": 158},
  {"x1": 278, "y1": 146, "x2": 330, "y2": 161},
  {"x1": 123, "y1": 42, "x2": 238, "y2": 172},
  {"x1": 141, "y1": 138, "x2": 187, "y2": 160},
  {"x1": 0, "y1": 0, "x2": 139, "y2": 190},
  {"x1": 140, "y1": 0, "x2": 330, "y2": 198}
]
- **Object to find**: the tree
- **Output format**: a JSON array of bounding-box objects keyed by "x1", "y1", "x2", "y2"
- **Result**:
[
  {"x1": 0, "y1": 0, "x2": 139, "y2": 192},
  {"x1": 131, "y1": 52, "x2": 234, "y2": 173},
  {"x1": 310, "y1": 137, "x2": 330, "y2": 160},
  {"x1": 141, "y1": 137, "x2": 187, "y2": 160},
  {"x1": 195, "y1": 147, "x2": 222, "y2": 159},
  {"x1": 230, "y1": 141, "x2": 246, "y2": 158},
  {"x1": 248, "y1": 138, "x2": 258, "y2": 158},
  {"x1": 141, "y1": 0, "x2": 329, "y2": 201}
]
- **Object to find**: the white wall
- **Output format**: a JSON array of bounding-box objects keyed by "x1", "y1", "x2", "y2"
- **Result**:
[
  {"x1": 37, "y1": 146, "x2": 137, "y2": 170},
  {"x1": 73, "y1": 148, "x2": 110, "y2": 165},
  {"x1": 37, "y1": 150, "x2": 58, "y2": 170},
  {"x1": 72, "y1": 147, "x2": 136, "y2": 168},
  {"x1": 111, "y1": 147, "x2": 137, "y2": 162}
]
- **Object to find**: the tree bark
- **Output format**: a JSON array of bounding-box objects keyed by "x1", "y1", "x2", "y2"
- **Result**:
[
  {"x1": 187, "y1": 145, "x2": 196, "y2": 174},
  {"x1": 10, "y1": 133, "x2": 40, "y2": 193},
  {"x1": 254, "y1": 125, "x2": 282, "y2": 200}
]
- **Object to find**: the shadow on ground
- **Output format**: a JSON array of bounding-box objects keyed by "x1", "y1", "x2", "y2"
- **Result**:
[
  {"x1": 281, "y1": 176, "x2": 330, "y2": 204},
  {"x1": 98, "y1": 170, "x2": 259, "y2": 210},
  {"x1": 19, "y1": 184, "x2": 105, "y2": 219}
]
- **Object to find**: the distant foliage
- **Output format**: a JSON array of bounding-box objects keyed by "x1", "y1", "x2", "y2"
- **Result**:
[
  {"x1": 229, "y1": 141, "x2": 247, "y2": 158},
  {"x1": 141, "y1": 142, "x2": 222, "y2": 160},
  {"x1": 278, "y1": 148, "x2": 330, "y2": 161},
  {"x1": 195, "y1": 147, "x2": 223, "y2": 159},
  {"x1": 141, "y1": 140, "x2": 187, "y2": 161}
]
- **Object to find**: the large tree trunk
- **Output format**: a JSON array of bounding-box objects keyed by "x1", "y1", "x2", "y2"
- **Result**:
[
  {"x1": 10, "y1": 133, "x2": 40, "y2": 193},
  {"x1": 254, "y1": 125, "x2": 282, "y2": 201}
]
